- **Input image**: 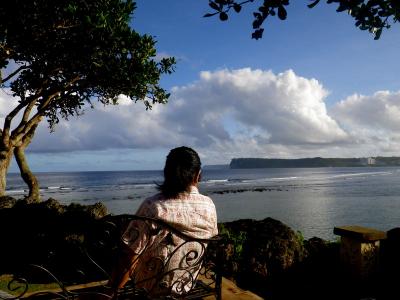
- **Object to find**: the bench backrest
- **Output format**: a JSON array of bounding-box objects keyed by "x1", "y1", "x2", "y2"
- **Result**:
[{"x1": 117, "y1": 214, "x2": 221, "y2": 298}]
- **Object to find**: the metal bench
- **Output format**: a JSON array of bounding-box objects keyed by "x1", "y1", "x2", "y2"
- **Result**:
[{"x1": 1, "y1": 215, "x2": 222, "y2": 299}]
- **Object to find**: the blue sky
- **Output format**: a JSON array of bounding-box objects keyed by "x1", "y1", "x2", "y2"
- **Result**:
[
  {"x1": 133, "y1": 0, "x2": 400, "y2": 100},
  {"x1": 2, "y1": 0, "x2": 400, "y2": 172}
]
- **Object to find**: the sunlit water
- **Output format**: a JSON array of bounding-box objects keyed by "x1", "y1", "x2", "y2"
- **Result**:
[{"x1": 6, "y1": 167, "x2": 400, "y2": 240}]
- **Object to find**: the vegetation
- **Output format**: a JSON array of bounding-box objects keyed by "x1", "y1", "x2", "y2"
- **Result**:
[
  {"x1": 219, "y1": 223, "x2": 248, "y2": 260},
  {"x1": 204, "y1": 0, "x2": 400, "y2": 39},
  {"x1": 0, "y1": 0, "x2": 175, "y2": 202}
]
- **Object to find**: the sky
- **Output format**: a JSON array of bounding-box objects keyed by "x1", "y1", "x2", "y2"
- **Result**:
[{"x1": 2, "y1": 0, "x2": 400, "y2": 172}]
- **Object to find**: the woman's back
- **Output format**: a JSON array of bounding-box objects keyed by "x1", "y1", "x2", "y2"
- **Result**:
[{"x1": 122, "y1": 187, "x2": 218, "y2": 295}]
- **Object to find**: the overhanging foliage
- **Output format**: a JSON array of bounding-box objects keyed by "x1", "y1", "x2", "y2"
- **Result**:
[{"x1": 204, "y1": 0, "x2": 400, "y2": 40}]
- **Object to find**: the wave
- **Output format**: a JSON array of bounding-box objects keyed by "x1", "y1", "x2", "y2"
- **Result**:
[
  {"x1": 328, "y1": 171, "x2": 392, "y2": 179},
  {"x1": 47, "y1": 186, "x2": 60, "y2": 190},
  {"x1": 242, "y1": 176, "x2": 298, "y2": 183},
  {"x1": 206, "y1": 179, "x2": 229, "y2": 183},
  {"x1": 133, "y1": 183, "x2": 156, "y2": 188},
  {"x1": 203, "y1": 176, "x2": 301, "y2": 187},
  {"x1": 6, "y1": 189, "x2": 25, "y2": 194}
]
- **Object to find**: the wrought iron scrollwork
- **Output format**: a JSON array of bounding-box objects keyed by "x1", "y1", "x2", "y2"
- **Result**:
[
  {"x1": 3, "y1": 276, "x2": 28, "y2": 299},
  {"x1": 120, "y1": 215, "x2": 222, "y2": 299}
]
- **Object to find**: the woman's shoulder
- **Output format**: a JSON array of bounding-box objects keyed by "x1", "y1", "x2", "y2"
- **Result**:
[
  {"x1": 188, "y1": 190, "x2": 216, "y2": 210},
  {"x1": 143, "y1": 193, "x2": 164, "y2": 205},
  {"x1": 195, "y1": 192, "x2": 215, "y2": 204},
  {"x1": 143, "y1": 189, "x2": 214, "y2": 207},
  {"x1": 136, "y1": 193, "x2": 164, "y2": 215}
]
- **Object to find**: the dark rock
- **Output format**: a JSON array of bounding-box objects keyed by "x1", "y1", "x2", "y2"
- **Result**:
[
  {"x1": 40, "y1": 198, "x2": 66, "y2": 214},
  {"x1": 303, "y1": 236, "x2": 328, "y2": 257},
  {"x1": 0, "y1": 198, "x2": 110, "y2": 275},
  {"x1": 218, "y1": 217, "x2": 306, "y2": 296},
  {"x1": 216, "y1": 219, "x2": 344, "y2": 299},
  {"x1": 380, "y1": 228, "x2": 400, "y2": 299},
  {"x1": 66, "y1": 202, "x2": 108, "y2": 219},
  {"x1": 223, "y1": 217, "x2": 305, "y2": 272},
  {"x1": 87, "y1": 202, "x2": 108, "y2": 219},
  {"x1": 387, "y1": 227, "x2": 400, "y2": 240},
  {"x1": 0, "y1": 195, "x2": 17, "y2": 209}
]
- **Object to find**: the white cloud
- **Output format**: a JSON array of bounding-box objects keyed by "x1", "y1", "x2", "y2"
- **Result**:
[
  {"x1": 2, "y1": 68, "x2": 400, "y2": 165},
  {"x1": 332, "y1": 91, "x2": 400, "y2": 156},
  {"x1": 187, "y1": 68, "x2": 347, "y2": 145},
  {"x1": 0, "y1": 89, "x2": 19, "y2": 121},
  {"x1": 333, "y1": 91, "x2": 400, "y2": 132}
]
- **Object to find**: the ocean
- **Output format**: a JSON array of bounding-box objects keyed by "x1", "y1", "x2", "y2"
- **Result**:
[{"x1": 6, "y1": 167, "x2": 400, "y2": 241}]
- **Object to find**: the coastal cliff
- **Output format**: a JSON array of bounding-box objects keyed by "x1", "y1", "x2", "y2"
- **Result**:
[{"x1": 230, "y1": 156, "x2": 400, "y2": 168}]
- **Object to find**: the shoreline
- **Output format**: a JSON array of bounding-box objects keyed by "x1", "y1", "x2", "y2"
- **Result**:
[
  {"x1": 2, "y1": 183, "x2": 398, "y2": 242},
  {"x1": 4, "y1": 166, "x2": 400, "y2": 241}
]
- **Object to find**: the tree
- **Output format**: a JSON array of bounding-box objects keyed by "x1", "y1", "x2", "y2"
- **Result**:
[
  {"x1": 204, "y1": 0, "x2": 400, "y2": 40},
  {"x1": 0, "y1": 0, "x2": 175, "y2": 202}
]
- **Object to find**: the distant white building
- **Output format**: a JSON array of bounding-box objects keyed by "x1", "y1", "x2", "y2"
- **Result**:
[{"x1": 367, "y1": 157, "x2": 376, "y2": 165}]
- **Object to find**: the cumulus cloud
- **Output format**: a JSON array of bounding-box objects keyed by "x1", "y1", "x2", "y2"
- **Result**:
[
  {"x1": 1, "y1": 68, "x2": 400, "y2": 164},
  {"x1": 332, "y1": 91, "x2": 400, "y2": 156},
  {"x1": 186, "y1": 68, "x2": 347, "y2": 145},
  {"x1": 39, "y1": 69, "x2": 345, "y2": 152},
  {"x1": 333, "y1": 91, "x2": 400, "y2": 132}
]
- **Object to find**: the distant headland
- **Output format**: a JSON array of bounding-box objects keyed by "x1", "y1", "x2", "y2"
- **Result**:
[{"x1": 230, "y1": 157, "x2": 400, "y2": 169}]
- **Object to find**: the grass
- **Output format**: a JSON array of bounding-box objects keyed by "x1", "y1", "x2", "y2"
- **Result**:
[
  {"x1": 0, "y1": 274, "x2": 60, "y2": 296},
  {"x1": 218, "y1": 224, "x2": 248, "y2": 260}
]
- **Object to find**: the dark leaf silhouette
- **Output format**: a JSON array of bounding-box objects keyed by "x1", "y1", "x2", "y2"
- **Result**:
[{"x1": 220, "y1": 12, "x2": 229, "y2": 21}]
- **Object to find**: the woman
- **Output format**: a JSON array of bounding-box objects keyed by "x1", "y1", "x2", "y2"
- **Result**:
[{"x1": 110, "y1": 146, "x2": 218, "y2": 296}]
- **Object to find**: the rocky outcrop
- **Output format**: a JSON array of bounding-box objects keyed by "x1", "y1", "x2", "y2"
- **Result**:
[
  {"x1": 0, "y1": 198, "x2": 111, "y2": 279},
  {"x1": 218, "y1": 218, "x2": 340, "y2": 299},
  {"x1": 0, "y1": 195, "x2": 17, "y2": 209},
  {"x1": 220, "y1": 218, "x2": 305, "y2": 277}
]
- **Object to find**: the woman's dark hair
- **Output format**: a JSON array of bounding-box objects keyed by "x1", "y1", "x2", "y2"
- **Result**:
[{"x1": 158, "y1": 146, "x2": 201, "y2": 198}]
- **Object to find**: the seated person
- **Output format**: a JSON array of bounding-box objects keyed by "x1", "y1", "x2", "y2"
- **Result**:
[{"x1": 110, "y1": 146, "x2": 218, "y2": 297}]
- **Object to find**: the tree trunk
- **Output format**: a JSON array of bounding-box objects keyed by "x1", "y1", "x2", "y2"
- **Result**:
[
  {"x1": 13, "y1": 124, "x2": 40, "y2": 203},
  {"x1": 0, "y1": 147, "x2": 14, "y2": 197},
  {"x1": 14, "y1": 146, "x2": 40, "y2": 203}
]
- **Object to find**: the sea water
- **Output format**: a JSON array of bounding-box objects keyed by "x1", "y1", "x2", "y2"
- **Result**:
[{"x1": 6, "y1": 167, "x2": 400, "y2": 240}]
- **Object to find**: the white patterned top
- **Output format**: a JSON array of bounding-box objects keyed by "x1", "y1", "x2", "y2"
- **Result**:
[{"x1": 122, "y1": 186, "x2": 218, "y2": 296}]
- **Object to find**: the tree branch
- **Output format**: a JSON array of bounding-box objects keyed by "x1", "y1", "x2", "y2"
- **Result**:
[
  {"x1": 12, "y1": 115, "x2": 42, "y2": 147},
  {"x1": 20, "y1": 100, "x2": 37, "y2": 125},
  {"x1": 11, "y1": 75, "x2": 81, "y2": 143},
  {"x1": 1, "y1": 65, "x2": 29, "y2": 85},
  {"x1": 3, "y1": 86, "x2": 45, "y2": 144},
  {"x1": 37, "y1": 75, "x2": 81, "y2": 111},
  {"x1": 2, "y1": 101, "x2": 29, "y2": 145}
]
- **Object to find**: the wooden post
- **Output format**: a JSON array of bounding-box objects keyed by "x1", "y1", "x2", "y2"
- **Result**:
[{"x1": 334, "y1": 225, "x2": 386, "y2": 281}]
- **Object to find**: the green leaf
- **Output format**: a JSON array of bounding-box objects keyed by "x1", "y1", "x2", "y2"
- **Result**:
[
  {"x1": 233, "y1": 3, "x2": 242, "y2": 13},
  {"x1": 336, "y1": 4, "x2": 348, "y2": 12},
  {"x1": 219, "y1": 12, "x2": 228, "y2": 21},
  {"x1": 277, "y1": 6, "x2": 287, "y2": 20},
  {"x1": 307, "y1": 0, "x2": 320, "y2": 9},
  {"x1": 203, "y1": 12, "x2": 218, "y2": 18},
  {"x1": 252, "y1": 28, "x2": 264, "y2": 40},
  {"x1": 374, "y1": 27, "x2": 383, "y2": 39},
  {"x1": 209, "y1": 1, "x2": 220, "y2": 11}
]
